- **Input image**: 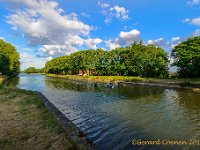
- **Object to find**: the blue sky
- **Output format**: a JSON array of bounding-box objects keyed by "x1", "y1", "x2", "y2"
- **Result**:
[{"x1": 0, "y1": 0, "x2": 199, "y2": 70}]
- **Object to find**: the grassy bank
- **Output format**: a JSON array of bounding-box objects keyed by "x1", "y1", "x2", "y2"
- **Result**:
[
  {"x1": 0, "y1": 88, "x2": 86, "y2": 150},
  {"x1": 21, "y1": 73, "x2": 47, "y2": 75},
  {"x1": 47, "y1": 74, "x2": 144, "y2": 83},
  {"x1": 47, "y1": 74, "x2": 200, "y2": 89}
]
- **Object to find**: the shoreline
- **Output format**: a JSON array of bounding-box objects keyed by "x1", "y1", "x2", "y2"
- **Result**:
[
  {"x1": 0, "y1": 87, "x2": 97, "y2": 149},
  {"x1": 22, "y1": 73, "x2": 47, "y2": 75},
  {"x1": 36, "y1": 91, "x2": 97, "y2": 150},
  {"x1": 47, "y1": 74, "x2": 200, "y2": 90}
]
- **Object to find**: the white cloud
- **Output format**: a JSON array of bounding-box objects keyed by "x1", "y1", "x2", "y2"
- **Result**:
[
  {"x1": 106, "y1": 29, "x2": 140, "y2": 50},
  {"x1": 38, "y1": 37, "x2": 102, "y2": 57},
  {"x1": 147, "y1": 37, "x2": 183, "y2": 50},
  {"x1": 106, "y1": 28, "x2": 199, "y2": 54},
  {"x1": 183, "y1": 17, "x2": 200, "y2": 26},
  {"x1": 147, "y1": 36, "x2": 185, "y2": 65},
  {"x1": 119, "y1": 30, "x2": 140, "y2": 45},
  {"x1": 110, "y1": 6, "x2": 129, "y2": 20},
  {"x1": 0, "y1": 37, "x2": 5, "y2": 40},
  {"x1": 1, "y1": 0, "x2": 102, "y2": 57},
  {"x1": 105, "y1": 40, "x2": 120, "y2": 50},
  {"x1": 22, "y1": 48, "x2": 32, "y2": 51},
  {"x1": 20, "y1": 52, "x2": 52, "y2": 70},
  {"x1": 188, "y1": 0, "x2": 200, "y2": 5},
  {"x1": 169, "y1": 37, "x2": 184, "y2": 51},
  {"x1": 81, "y1": 12, "x2": 90, "y2": 18},
  {"x1": 171, "y1": 37, "x2": 181, "y2": 44},
  {"x1": 38, "y1": 45, "x2": 76, "y2": 57},
  {"x1": 147, "y1": 38, "x2": 166, "y2": 47},
  {"x1": 98, "y1": 2, "x2": 129, "y2": 23},
  {"x1": 85, "y1": 38, "x2": 102, "y2": 49},
  {"x1": 192, "y1": 29, "x2": 200, "y2": 36},
  {"x1": 98, "y1": 1, "x2": 110, "y2": 8}
]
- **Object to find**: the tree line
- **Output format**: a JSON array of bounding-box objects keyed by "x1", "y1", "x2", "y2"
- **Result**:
[
  {"x1": 45, "y1": 42, "x2": 169, "y2": 78},
  {"x1": 1, "y1": 36, "x2": 199, "y2": 78},
  {"x1": 23, "y1": 67, "x2": 45, "y2": 74},
  {"x1": 23, "y1": 36, "x2": 200, "y2": 78},
  {"x1": 172, "y1": 36, "x2": 200, "y2": 78},
  {"x1": 0, "y1": 39, "x2": 20, "y2": 77}
]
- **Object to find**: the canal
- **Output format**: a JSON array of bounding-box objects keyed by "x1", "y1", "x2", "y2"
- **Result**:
[{"x1": 5, "y1": 74, "x2": 200, "y2": 150}]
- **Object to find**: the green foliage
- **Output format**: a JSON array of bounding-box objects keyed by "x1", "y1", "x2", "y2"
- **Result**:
[
  {"x1": 0, "y1": 54, "x2": 10, "y2": 75},
  {"x1": 0, "y1": 39, "x2": 20, "y2": 77},
  {"x1": 45, "y1": 56, "x2": 70, "y2": 74},
  {"x1": 171, "y1": 36, "x2": 200, "y2": 78},
  {"x1": 45, "y1": 44, "x2": 169, "y2": 78},
  {"x1": 23, "y1": 67, "x2": 45, "y2": 74}
]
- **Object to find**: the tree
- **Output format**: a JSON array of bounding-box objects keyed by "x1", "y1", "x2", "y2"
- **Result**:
[
  {"x1": 0, "y1": 54, "x2": 10, "y2": 75},
  {"x1": 119, "y1": 43, "x2": 168, "y2": 77},
  {"x1": 0, "y1": 39, "x2": 20, "y2": 76},
  {"x1": 44, "y1": 43, "x2": 169, "y2": 77},
  {"x1": 171, "y1": 36, "x2": 200, "y2": 78},
  {"x1": 45, "y1": 56, "x2": 70, "y2": 74},
  {"x1": 23, "y1": 67, "x2": 45, "y2": 74}
]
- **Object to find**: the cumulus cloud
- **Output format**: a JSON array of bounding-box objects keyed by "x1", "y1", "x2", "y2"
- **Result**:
[
  {"x1": 105, "y1": 40, "x2": 120, "y2": 50},
  {"x1": 1, "y1": 0, "x2": 102, "y2": 57},
  {"x1": 98, "y1": 1, "x2": 129, "y2": 23},
  {"x1": 170, "y1": 37, "x2": 183, "y2": 48},
  {"x1": 192, "y1": 29, "x2": 200, "y2": 36},
  {"x1": 105, "y1": 30, "x2": 183, "y2": 53},
  {"x1": 183, "y1": 17, "x2": 200, "y2": 26},
  {"x1": 97, "y1": 1, "x2": 110, "y2": 8},
  {"x1": 147, "y1": 38, "x2": 166, "y2": 47},
  {"x1": 118, "y1": 30, "x2": 140, "y2": 45},
  {"x1": 110, "y1": 6, "x2": 129, "y2": 20},
  {"x1": 20, "y1": 52, "x2": 52, "y2": 70},
  {"x1": 105, "y1": 27, "x2": 198, "y2": 56},
  {"x1": 147, "y1": 37, "x2": 183, "y2": 50},
  {"x1": 81, "y1": 12, "x2": 90, "y2": 18},
  {"x1": 22, "y1": 48, "x2": 32, "y2": 51},
  {"x1": 38, "y1": 45, "x2": 76, "y2": 57},
  {"x1": 37, "y1": 37, "x2": 102, "y2": 57},
  {"x1": 85, "y1": 38, "x2": 102, "y2": 49},
  {"x1": 188, "y1": 0, "x2": 200, "y2": 5},
  {"x1": 106, "y1": 29, "x2": 140, "y2": 50}
]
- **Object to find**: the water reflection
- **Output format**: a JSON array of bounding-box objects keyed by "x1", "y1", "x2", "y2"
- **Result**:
[
  {"x1": 5, "y1": 74, "x2": 200, "y2": 150},
  {"x1": 45, "y1": 76, "x2": 167, "y2": 99}
]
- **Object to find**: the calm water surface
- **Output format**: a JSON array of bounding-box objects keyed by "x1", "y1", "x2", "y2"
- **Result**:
[{"x1": 6, "y1": 74, "x2": 200, "y2": 150}]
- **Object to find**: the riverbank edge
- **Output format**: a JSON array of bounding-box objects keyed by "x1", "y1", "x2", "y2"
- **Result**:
[
  {"x1": 35, "y1": 91, "x2": 97, "y2": 150},
  {"x1": 47, "y1": 74, "x2": 200, "y2": 90},
  {"x1": 27, "y1": 73, "x2": 47, "y2": 75}
]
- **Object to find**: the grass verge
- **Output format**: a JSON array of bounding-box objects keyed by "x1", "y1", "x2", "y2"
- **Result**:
[
  {"x1": 0, "y1": 87, "x2": 86, "y2": 150},
  {"x1": 47, "y1": 74, "x2": 200, "y2": 88},
  {"x1": 47, "y1": 74, "x2": 144, "y2": 83}
]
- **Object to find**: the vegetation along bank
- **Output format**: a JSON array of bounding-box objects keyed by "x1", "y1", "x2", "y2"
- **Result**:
[
  {"x1": 22, "y1": 36, "x2": 200, "y2": 90},
  {"x1": 0, "y1": 87, "x2": 95, "y2": 149},
  {"x1": 47, "y1": 74, "x2": 200, "y2": 90},
  {"x1": 44, "y1": 37, "x2": 200, "y2": 79},
  {"x1": 0, "y1": 39, "x2": 20, "y2": 77}
]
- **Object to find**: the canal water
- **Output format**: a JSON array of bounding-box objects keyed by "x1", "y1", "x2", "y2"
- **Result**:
[{"x1": 6, "y1": 74, "x2": 200, "y2": 150}]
